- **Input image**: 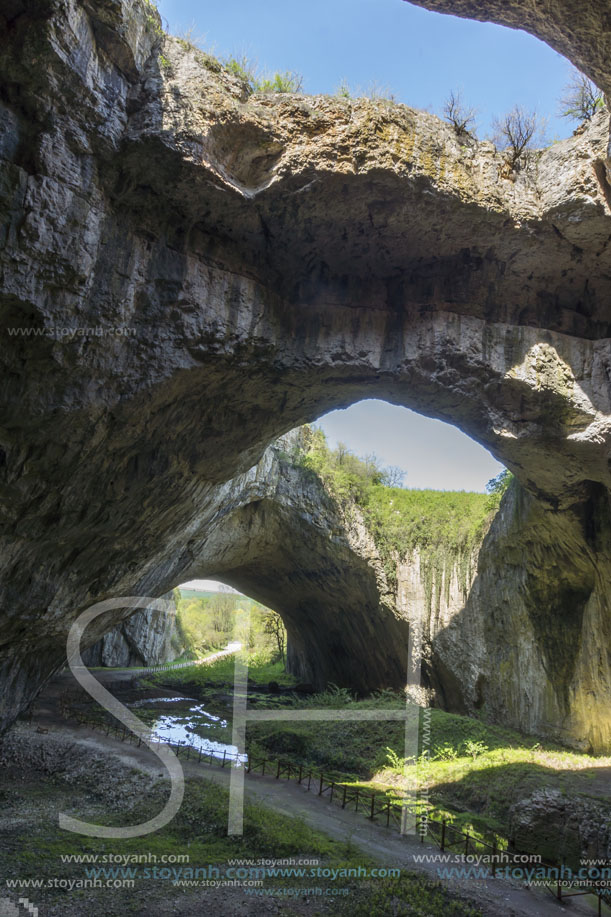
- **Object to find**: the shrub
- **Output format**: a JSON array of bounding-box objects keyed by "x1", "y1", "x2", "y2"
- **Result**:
[
  {"x1": 492, "y1": 105, "x2": 545, "y2": 166},
  {"x1": 433, "y1": 743, "x2": 459, "y2": 760},
  {"x1": 254, "y1": 71, "x2": 303, "y2": 94},
  {"x1": 463, "y1": 739, "x2": 488, "y2": 759},
  {"x1": 336, "y1": 79, "x2": 352, "y2": 99},
  {"x1": 442, "y1": 89, "x2": 477, "y2": 136},
  {"x1": 225, "y1": 54, "x2": 257, "y2": 88}
]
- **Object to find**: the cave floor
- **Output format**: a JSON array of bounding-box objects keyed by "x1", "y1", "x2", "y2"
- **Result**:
[{"x1": 2, "y1": 699, "x2": 602, "y2": 917}]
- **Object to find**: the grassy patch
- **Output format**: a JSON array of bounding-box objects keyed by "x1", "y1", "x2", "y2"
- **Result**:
[
  {"x1": 146, "y1": 653, "x2": 297, "y2": 693},
  {"x1": 333, "y1": 874, "x2": 482, "y2": 917}
]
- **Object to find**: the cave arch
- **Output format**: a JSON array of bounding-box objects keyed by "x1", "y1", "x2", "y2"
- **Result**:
[{"x1": 0, "y1": 0, "x2": 610, "y2": 751}]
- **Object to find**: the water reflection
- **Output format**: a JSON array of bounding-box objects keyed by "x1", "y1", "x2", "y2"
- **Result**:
[{"x1": 128, "y1": 697, "x2": 247, "y2": 766}]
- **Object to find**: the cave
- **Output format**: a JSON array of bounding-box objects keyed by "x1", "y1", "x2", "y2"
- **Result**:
[{"x1": 0, "y1": 0, "x2": 610, "y2": 763}]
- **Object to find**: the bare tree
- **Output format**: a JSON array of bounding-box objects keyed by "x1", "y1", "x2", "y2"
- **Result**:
[
  {"x1": 492, "y1": 105, "x2": 543, "y2": 166},
  {"x1": 442, "y1": 89, "x2": 477, "y2": 136},
  {"x1": 381, "y1": 465, "x2": 406, "y2": 488},
  {"x1": 560, "y1": 67, "x2": 605, "y2": 123}
]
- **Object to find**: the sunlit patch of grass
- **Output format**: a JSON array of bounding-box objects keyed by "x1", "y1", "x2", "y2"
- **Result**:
[{"x1": 146, "y1": 652, "x2": 297, "y2": 696}]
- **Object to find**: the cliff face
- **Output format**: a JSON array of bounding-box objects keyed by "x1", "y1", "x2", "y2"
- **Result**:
[
  {"x1": 0, "y1": 0, "x2": 611, "y2": 744},
  {"x1": 395, "y1": 481, "x2": 611, "y2": 753},
  {"x1": 81, "y1": 594, "x2": 184, "y2": 667}
]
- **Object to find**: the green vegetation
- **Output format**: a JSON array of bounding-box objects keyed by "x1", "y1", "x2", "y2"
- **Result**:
[
  {"x1": 143, "y1": 655, "x2": 611, "y2": 867},
  {"x1": 147, "y1": 649, "x2": 296, "y2": 693},
  {"x1": 334, "y1": 874, "x2": 482, "y2": 917},
  {"x1": 290, "y1": 426, "x2": 503, "y2": 601},
  {"x1": 241, "y1": 685, "x2": 611, "y2": 860},
  {"x1": 365, "y1": 486, "x2": 493, "y2": 601},
  {"x1": 173, "y1": 588, "x2": 286, "y2": 660},
  {"x1": 255, "y1": 71, "x2": 304, "y2": 93},
  {"x1": 223, "y1": 55, "x2": 303, "y2": 94},
  {"x1": 333, "y1": 79, "x2": 397, "y2": 102},
  {"x1": 139, "y1": 0, "x2": 163, "y2": 37}
]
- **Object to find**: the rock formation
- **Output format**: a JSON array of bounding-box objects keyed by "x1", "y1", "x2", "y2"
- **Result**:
[
  {"x1": 81, "y1": 593, "x2": 184, "y2": 667},
  {"x1": 0, "y1": 0, "x2": 610, "y2": 751}
]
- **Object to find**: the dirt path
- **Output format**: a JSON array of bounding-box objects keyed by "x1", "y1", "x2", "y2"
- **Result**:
[{"x1": 26, "y1": 714, "x2": 598, "y2": 917}]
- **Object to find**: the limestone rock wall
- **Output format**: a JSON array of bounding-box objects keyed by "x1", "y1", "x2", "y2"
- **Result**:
[{"x1": 81, "y1": 594, "x2": 184, "y2": 667}]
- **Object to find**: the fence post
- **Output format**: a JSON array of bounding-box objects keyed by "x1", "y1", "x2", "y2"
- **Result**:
[
  {"x1": 222, "y1": 750, "x2": 227, "y2": 768},
  {"x1": 307, "y1": 771, "x2": 312, "y2": 791},
  {"x1": 386, "y1": 801, "x2": 391, "y2": 828},
  {"x1": 318, "y1": 773, "x2": 324, "y2": 796},
  {"x1": 370, "y1": 794, "x2": 375, "y2": 820},
  {"x1": 440, "y1": 819, "x2": 446, "y2": 852},
  {"x1": 276, "y1": 760, "x2": 282, "y2": 779},
  {"x1": 355, "y1": 788, "x2": 360, "y2": 812},
  {"x1": 491, "y1": 842, "x2": 497, "y2": 878},
  {"x1": 298, "y1": 764, "x2": 303, "y2": 785},
  {"x1": 342, "y1": 786, "x2": 347, "y2": 809}
]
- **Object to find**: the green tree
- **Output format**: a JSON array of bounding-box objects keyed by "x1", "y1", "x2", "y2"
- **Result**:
[{"x1": 264, "y1": 611, "x2": 287, "y2": 664}]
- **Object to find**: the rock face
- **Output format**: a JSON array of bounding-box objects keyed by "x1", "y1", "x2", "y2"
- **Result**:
[
  {"x1": 410, "y1": 481, "x2": 611, "y2": 752},
  {"x1": 81, "y1": 594, "x2": 184, "y2": 667},
  {"x1": 508, "y1": 788, "x2": 611, "y2": 865},
  {"x1": 0, "y1": 0, "x2": 611, "y2": 746},
  {"x1": 175, "y1": 437, "x2": 409, "y2": 693}
]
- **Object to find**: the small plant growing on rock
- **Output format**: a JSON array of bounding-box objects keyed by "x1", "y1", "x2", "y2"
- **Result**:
[
  {"x1": 254, "y1": 71, "x2": 304, "y2": 94},
  {"x1": 225, "y1": 54, "x2": 258, "y2": 88},
  {"x1": 559, "y1": 67, "x2": 605, "y2": 123},
  {"x1": 442, "y1": 89, "x2": 477, "y2": 136}
]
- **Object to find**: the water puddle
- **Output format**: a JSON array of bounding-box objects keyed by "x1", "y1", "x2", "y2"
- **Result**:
[
  {"x1": 128, "y1": 696, "x2": 194, "y2": 708},
  {"x1": 128, "y1": 696, "x2": 247, "y2": 765}
]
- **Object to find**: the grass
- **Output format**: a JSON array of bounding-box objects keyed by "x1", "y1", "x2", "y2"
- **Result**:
[
  {"x1": 333, "y1": 874, "x2": 482, "y2": 917},
  {"x1": 0, "y1": 743, "x2": 483, "y2": 916},
  {"x1": 138, "y1": 658, "x2": 611, "y2": 869},
  {"x1": 146, "y1": 653, "x2": 297, "y2": 692}
]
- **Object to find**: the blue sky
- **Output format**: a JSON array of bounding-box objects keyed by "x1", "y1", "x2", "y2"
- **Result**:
[
  {"x1": 318, "y1": 401, "x2": 504, "y2": 492},
  {"x1": 158, "y1": 0, "x2": 570, "y2": 494}
]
